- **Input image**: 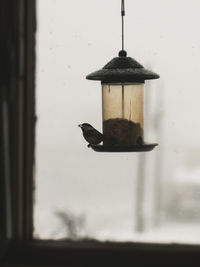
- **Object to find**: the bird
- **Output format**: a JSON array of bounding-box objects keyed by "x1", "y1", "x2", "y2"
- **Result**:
[{"x1": 78, "y1": 123, "x2": 104, "y2": 147}]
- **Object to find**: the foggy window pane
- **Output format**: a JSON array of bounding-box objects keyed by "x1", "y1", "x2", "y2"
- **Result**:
[{"x1": 34, "y1": 0, "x2": 200, "y2": 243}]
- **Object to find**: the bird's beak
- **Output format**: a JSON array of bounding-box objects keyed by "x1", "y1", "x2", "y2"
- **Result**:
[{"x1": 78, "y1": 124, "x2": 82, "y2": 128}]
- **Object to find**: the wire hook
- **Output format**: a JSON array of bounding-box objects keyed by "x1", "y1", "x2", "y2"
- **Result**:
[{"x1": 121, "y1": 0, "x2": 125, "y2": 16}]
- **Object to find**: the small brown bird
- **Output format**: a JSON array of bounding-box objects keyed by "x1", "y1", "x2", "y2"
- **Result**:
[{"x1": 78, "y1": 123, "x2": 103, "y2": 147}]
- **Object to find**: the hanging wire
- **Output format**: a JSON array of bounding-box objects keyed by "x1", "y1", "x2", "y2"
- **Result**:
[{"x1": 121, "y1": 0, "x2": 125, "y2": 51}]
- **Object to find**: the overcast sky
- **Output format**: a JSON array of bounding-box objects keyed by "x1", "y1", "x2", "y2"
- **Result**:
[
  {"x1": 34, "y1": 0, "x2": 200, "y2": 240},
  {"x1": 36, "y1": 0, "x2": 200, "y2": 149}
]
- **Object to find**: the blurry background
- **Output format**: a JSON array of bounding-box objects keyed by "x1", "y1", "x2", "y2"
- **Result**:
[{"x1": 34, "y1": 0, "x2": 200, "y2": 243}]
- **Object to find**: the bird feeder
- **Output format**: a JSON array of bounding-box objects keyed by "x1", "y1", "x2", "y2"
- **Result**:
[{"x1": 86, "y1": 1, "x2": 160, "y2": 152}]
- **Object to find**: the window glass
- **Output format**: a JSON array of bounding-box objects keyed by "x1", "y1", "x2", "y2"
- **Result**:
[{"x1": 35, "y1": 0, "x2": 200, "y2": 243}]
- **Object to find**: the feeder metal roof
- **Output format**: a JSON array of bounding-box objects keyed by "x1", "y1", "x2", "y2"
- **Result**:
[{"x1": 86, "y1": 50, "x2": 160, "y2": 83}]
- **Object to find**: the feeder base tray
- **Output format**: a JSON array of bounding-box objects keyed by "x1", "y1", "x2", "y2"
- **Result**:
[{"x1": 91, "y1": 143, "x2": 158, "y2": 152}]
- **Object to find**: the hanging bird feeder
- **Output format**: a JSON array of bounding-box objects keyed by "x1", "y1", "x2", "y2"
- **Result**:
[{"x1": 86, "y1": 0, "x2": 160, "y2": 152}]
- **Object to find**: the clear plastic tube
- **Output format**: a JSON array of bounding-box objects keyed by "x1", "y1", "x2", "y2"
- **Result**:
[{"x1": 102, "y1": 83, "x2": 144, "y2": 145}]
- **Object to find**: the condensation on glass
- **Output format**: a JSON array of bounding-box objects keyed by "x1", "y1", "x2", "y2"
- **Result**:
[{"x1": 102, "y1": 83, "x2": 144, "y2": 146}]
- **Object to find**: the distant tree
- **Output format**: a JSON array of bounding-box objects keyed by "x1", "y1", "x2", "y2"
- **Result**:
[{"x1": 55, "y1": 210, "x2": 86, "y2": 240}]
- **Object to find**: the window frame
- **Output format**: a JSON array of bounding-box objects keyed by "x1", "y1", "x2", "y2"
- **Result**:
[{"x1": 1, "y1": 0, "x2": 200, "y2": 266}]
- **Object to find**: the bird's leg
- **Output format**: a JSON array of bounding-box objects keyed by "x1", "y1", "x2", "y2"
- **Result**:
[{"x1": 87, "y1": 143, "x2": 91, "y2": 148}]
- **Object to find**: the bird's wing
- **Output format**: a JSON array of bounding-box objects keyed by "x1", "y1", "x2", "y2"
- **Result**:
[
  {"x1": 83, "y1": 129, "x2": 103, "y2": 144},
  {"x1": 86, "y1": 129, "x2": 103, "y2": 138}
]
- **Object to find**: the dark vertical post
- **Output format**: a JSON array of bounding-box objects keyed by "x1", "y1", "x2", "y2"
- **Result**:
[
  {"x1": 135, "y1": 153, "x2": 146, "y2": 232},
  {"x1": 0, "y1": 0, "x2": 15, "y2": 242},
  {"x1": 0, "y1": 0, "x2": 36, "y2": 241},
  {"x1": 23, "y1": 0, "x2": 36, "y2": 240},
  {"x1": 153, "y1": 82, "x2": 164, "y2": 227}
]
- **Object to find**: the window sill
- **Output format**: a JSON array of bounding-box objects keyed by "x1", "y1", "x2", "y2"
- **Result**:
[{"x1": 2, "y1": 239, "x2": 200, "y2": 266}]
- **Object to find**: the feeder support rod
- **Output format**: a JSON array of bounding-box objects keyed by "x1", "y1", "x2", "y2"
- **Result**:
[{"x1": 121, "y1": 0, "x2": 125, "y2": 51}]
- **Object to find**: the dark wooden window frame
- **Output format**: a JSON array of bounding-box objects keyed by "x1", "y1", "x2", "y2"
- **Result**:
[{"x1": 1, "y1": 0, "x2": 200, "y2": 266}]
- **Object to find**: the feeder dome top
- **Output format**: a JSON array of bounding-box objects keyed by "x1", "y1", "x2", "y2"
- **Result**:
[{"x1": 86, "y1": 50, "x2": 160, "y2": 83}]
